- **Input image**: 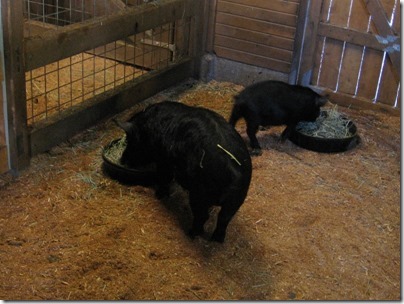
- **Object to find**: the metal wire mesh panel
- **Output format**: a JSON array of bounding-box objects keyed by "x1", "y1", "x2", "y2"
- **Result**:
[
  {"x1": 23, "y1": 0, "x2": 146, "y2": 29},
  {"x1": 23, "y1": 1, "x2": 190, "y2": 125}
]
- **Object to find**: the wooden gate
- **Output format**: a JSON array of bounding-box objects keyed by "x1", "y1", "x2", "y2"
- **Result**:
[
  {"x1": 291, "y1": 0, "x2": 400, "y2": 114},
  {"x1": 2, "y1": 0, "x2": 205, "y2": 174}
]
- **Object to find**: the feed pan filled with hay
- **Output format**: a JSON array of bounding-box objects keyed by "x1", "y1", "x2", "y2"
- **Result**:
[
  {"x1": 289, "y1": 107, "x2": 360, "y2": 153},
  {"x1": 102, "y1": 137, "x2": 157, "y2": 185}
]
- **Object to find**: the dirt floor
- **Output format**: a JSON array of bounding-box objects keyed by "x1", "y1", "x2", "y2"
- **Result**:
[{"x1": 0, "y1": 79, "x2": 400, "y2": 300}]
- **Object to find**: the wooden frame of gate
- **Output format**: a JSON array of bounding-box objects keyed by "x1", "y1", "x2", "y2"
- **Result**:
[
  {"x1": 2, "y1": 0, "x2": 206, "y2": 175},
  {"x1": 290, "y1": 0, "x2": 400, "y2": 115}
]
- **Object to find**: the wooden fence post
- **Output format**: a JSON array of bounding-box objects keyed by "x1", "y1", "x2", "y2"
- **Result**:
[
  {"x1": 2, "y1": 0, "x2": 30, "y2": 174},
  {"x1": 289, "y1": 0, "x2": 323, "y2": 86}
]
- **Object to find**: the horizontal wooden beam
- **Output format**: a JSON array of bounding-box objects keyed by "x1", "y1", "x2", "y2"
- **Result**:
[
  {"x1": 318, "y1": 22, "x2": 400, "y2": 81},
  {"x1": 24, "y1": 0, "x2": 197, "y2": 71},
  {"x1": 313, "y1": 85, "x2": 400, "y2": 117},
  {"x1": 29, "y1": 59, "x2": 194, "y2": 156},
  {"x1": 318, "y1": 23, "x2": 387, "y2": 51}
]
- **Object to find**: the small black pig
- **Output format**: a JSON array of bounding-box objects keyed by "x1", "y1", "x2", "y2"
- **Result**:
[
  {"x1": 117, "y1": 101, "x2": 252, "y2": 243},
  {"x1": 229, "y1": 80, "x2": 328, "y2": 155}
]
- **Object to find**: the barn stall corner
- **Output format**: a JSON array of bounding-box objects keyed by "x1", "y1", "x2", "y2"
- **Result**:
[{"x1": 0, "y1": 0, "x2": 401, "y2": 301}]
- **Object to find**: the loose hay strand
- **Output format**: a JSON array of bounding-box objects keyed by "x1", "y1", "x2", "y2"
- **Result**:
[{"x1": 217, "y1": 144, "x2": 242, "y2": 166}]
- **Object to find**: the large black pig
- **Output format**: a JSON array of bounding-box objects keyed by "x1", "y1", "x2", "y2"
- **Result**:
[
  {"x1": 117, "y1": 101, "x2": 252, "y2": 243},
  {"x1": 229, "y1": 80, "x2": 328, "y2": 156}
]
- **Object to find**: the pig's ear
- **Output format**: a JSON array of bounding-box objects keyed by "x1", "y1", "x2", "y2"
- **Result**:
[{"x1": 113, "y1": 119, "x2": 132, "y2": 134}]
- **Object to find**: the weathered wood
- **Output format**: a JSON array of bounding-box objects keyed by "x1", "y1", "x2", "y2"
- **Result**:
[
  {"x1": 189, "y1": 0, "x2": 206, "y2": 77},
  {"x1": 332, "y1": 0, "x2": 373, "y2": 97},
  {"x1": 290, "y1": 0, "x2": 323, "y2": 85},
  {"x1": 214, "y1": 46, "x2": 291, "y2": 73},
  {"x1": 315, "y1": 85, "x2": 400, "y2": 117},
  {"x1": 215, "y1": 12, "x2": 296, "y2": 39},
  {"x1": 24, "y1": 0, "x2": 198, "y2": 71},
  {"x1": 317, "y1": 23, "x2": 394, "y2": 51},
  {"x1": 215, "y1": 24, "x2": 295, "y2": 51},
  {"x1": 213, "y1": 0, "x2": 299, "y2": 74},
  {"x1": 217, "y1": 1, "x2": 297, "y2": 27},
  {"x1": 364, "y1": 0, "x2": 400, "y2": 79},
  {"x1": 377, "y1": 55, "x2": 400, "y2": 106},
  {"x1": 204, "y1": 0, "x2": 217, "y2": 52},
  {"x1": 0, "y1": 54, "x2": 7, "y2": 173},
  {"x1": 0, "y1": 145, "x2": 8, "y2": 174},
  {"x1": 30, "y1": 59, "x2": 194, "y2": 156},
  {"x1": 2, "y1": 0, "x2": 30, "y2": 173},
  {"x1": 221, "y1": 0, "x2": 299, "y2": 15},
  {"x1": 294, "y1": 0, "x2": 400, "y2": 110},
  {"x1": 215, "y1": 35, "x2": 293, "y2": 62}
]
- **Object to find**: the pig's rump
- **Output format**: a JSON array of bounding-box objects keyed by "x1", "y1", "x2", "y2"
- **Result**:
[{"x1": 120, "y1": 101, "x2": 252, "y2": 242}]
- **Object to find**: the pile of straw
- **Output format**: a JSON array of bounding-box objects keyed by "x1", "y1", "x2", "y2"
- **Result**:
[
  {"x1": 296, "y1": 106, "x2": 354, "y2": 138},
  {"x1": 104, "y1": 136, "x2": 127, "y2": 165}
]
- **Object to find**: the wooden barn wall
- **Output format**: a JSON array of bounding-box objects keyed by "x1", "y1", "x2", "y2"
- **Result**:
[
  {"x1": 290, "y1": 0, "x2": 400, "y2": 113},
  {"x1": 311, "y1": 0, "x2": 400, "y2": 110},
  {"x1": 0, "y1": 59, "x2": 7, "y2": 174},
  {"x1": 210, "y1": 0, "x2": 400, "y2": 113},
  {"x1": 212, "y1": 0, "x2": 300, "y2": 74}
]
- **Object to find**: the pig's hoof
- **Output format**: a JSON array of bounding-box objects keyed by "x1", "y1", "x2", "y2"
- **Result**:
[{"x1": 250, "y1": 148, "x2": 262, "y2": 156}]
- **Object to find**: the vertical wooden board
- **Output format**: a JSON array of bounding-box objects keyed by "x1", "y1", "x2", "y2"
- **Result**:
[
  {"x1": 355, "y1": 48, "x2": 384, "y2": 101},
  {"x1": 395, "y1": 85, "x2": 401, "y2": 108},
  {"x1": 319, "y1": 0, "x2": 332, "y2": 22},
  {"x1": 336, "y1": 0, "x2": 370, "y2": 95},
  {"x1": 0, "y1": 146, "x2": 8, "y2": 174},
  {"x1": 315, "y1": 0, "x2": 349, "y2": 90},
  {"x1": 336, "y1": 43, "x2": 364, "y2": 95},
  {"x1": 316, "y1": 38, "x2": 344, "y2": 90},
  {"x1": 379, "y1": 0, "x2": 397, "y2": 26},
  {"x1": 391, "y1": 0, "x2": 400, "y2": 33},
  {"x1": 376, "y1": 57, "x2": 399, "y2": 106},
  {"x1": 3, "y1": 0, "x2": 31, "y2": 171},
  {"x1": 0, "y1": 56, "x2": 5, "y2": 148},
  {"x1": 311, "y1": 37, "x2": 325, "y2": 86},
  {"x1": 291, "y1": 0, "x2": 324, "y2": 85},
  {"x1": 348, "y1": 0, "x2": 370, "y2": 31},
  {"x1": 370, "y1": 0, "x2": 400, "y2": 106},
  {"x1": 328, "y1": 0, "x2": 351, "y2": 26},
  {"x1": 205, "y1": 0, "x2": 217, "y2": 52},
  {"x1": 367, "y1": 0, "x2": 397, "y2": 34}
]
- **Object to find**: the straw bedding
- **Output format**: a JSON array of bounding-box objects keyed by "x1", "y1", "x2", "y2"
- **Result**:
[{"x1": 0, "y1": 79, "x2": 400, "y2": 300}]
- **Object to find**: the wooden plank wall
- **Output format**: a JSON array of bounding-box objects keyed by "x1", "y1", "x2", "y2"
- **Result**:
[
  {"x1": 213, "y1": 0, "x2": 300, "y2": 74},
  {"x1": 0, "y1": 56, "x2": 8, "y2": 174},
  {"x1": 312, "y1": 0, "x2": 400, "y2": 109}
]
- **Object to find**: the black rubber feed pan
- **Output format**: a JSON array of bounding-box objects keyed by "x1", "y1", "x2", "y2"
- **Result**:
[
  {"x1": 102, "y1": 138, "x2": 157, "y2": 186},
  {"x1": 289, "y1": 111, "x2": 360, "y2": 153}
]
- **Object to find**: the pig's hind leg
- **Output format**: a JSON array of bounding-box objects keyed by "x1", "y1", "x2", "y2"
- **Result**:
[
  {"x1": 188, "y1": 191, "x2": 210, "y2": 239},
  {"x1": 246, "y1": 120, "x2": 262, "y2": 156},
  {"x1": 211, "y1": 190, "x2": 246, "y2": 243}
]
